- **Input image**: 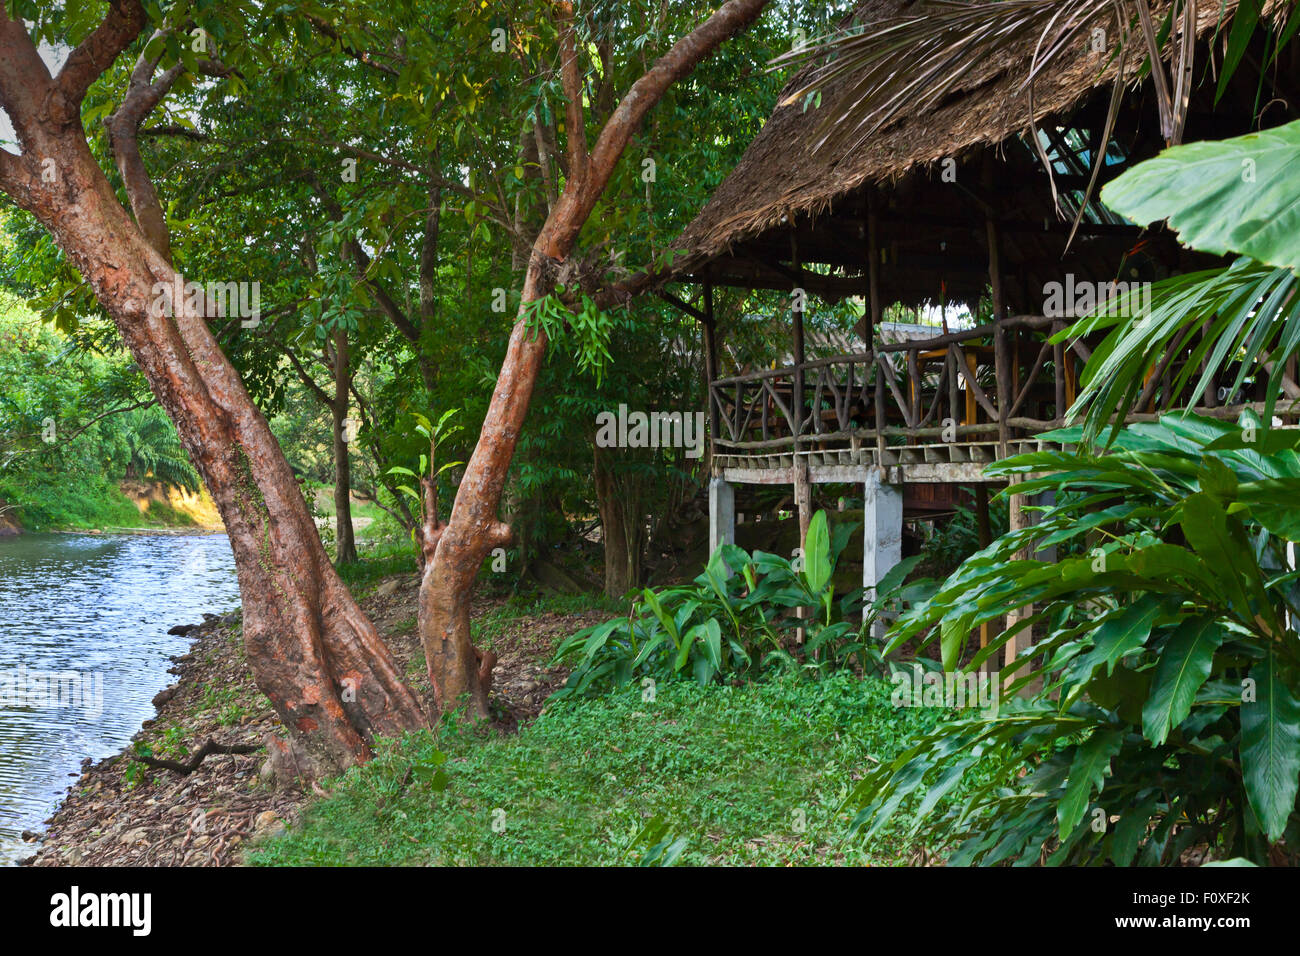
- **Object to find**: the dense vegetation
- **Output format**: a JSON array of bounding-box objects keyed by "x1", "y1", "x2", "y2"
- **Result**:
[
  {"x1": 0, "y1": 290, "x2": 201, "y2": 529},
  {"x1": 2, "y1": 0, "x2": 1298, "y2": 869}
]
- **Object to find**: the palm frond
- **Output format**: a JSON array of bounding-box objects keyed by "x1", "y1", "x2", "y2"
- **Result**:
[{"x1": 1066, "y1": 257, "x2": 1300, "y2": 442}]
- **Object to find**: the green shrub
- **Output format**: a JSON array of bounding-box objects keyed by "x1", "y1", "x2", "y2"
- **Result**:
[
  {"x1": 850, "y1": 413, "x2": 1300, "y2": 866},
  {"x1": 552, "y1": 510, "x2": 931, "y2": 697}
]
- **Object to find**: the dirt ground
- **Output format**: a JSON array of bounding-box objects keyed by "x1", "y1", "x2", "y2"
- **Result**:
[{"x1": 20, "y1": 574, "x2": 608, "y2": 867}]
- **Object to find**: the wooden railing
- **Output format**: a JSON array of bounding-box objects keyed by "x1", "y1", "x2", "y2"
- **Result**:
[{"x1": 708, "y1": 314, "x2": 1299, "y2": 461}]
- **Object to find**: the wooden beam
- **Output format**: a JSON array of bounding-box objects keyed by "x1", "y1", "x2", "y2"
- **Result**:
[{"x1": 655, "y1": 288, "x2": 706, "y2": 323}]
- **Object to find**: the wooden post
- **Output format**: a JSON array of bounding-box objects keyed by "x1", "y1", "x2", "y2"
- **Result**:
[
  {"x1": 1006, "y1": 475, "x2": 1032, "y2": 669},
  {"x1": 965, "y1": 351, "x2": 978, "y2": 425},
  {"x1": 947, "y1": 350, "x2": 960, "y2": 431},
  {"x1": 792, "y1": 233, "x2": 809, "y2": 644},
  {"x1": 907, "y1": 348, "x2": 921, "y2": 430},
  {"x1": 1006, "y1": 476, "x2": 1048, "y2": 696},
  {"x1": 975, "y1": 483, "x2": 994, "y2": 673},
  {"x1": 984, "y1": 153, "x2": 1009, "y2": 457},
  {"x1": 1065, "y1": 349, "x2": 1078, "y2": 407},
  {"x1": 794, "y1": 457, "x2": 812, "y2": 546},
  {"x1": 863, "y1": 467, "x2": 903, "y2": 640},
  {"x1": 867, "y1": 192, "x2": 881, "y2": 350},
  {"x1": 1053, "y1": 320, "x2": 1067, "y2": 419},
  {"x1": 794, "y1": 458, "x2": 811, "y2": 643},
  {"x1": 709, "y1": 477, "x2": 735, "y2": 563},
  {"x1": 791, "y1": 234, "x2": 806, "y2": 446},
  {"x1": 868, "y1": 195, "x2": 885, "y2": 458},
  {"x1": 703, "y1": 279, "x2": 719, "y2": 440},
  {"x1": 988, "y1": 214, "x2": 1009, "y2": 458},
  {"x1": 1201, "y1": 319, "x2": 1217, "y2": 408},
  {"x1": 874, "y1": 365, "x2": 887, "y2": 457}
]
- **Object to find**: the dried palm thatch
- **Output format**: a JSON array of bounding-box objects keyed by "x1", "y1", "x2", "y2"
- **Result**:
[{"x1": 670, "y1": 0, "x2": 1272, "y2": 281}]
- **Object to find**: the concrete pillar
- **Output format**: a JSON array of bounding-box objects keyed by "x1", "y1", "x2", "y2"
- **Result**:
[
  {"x1": 708, "y1": 477, "x2": 735, "y2": 556},
  {"x1": 863, "y1": 468, "x2": 903, "y2": 637}
]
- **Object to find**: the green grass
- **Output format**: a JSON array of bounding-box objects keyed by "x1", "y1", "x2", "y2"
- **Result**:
[
  {"x1": 334, "y1": 538, "x2": 419, "y2": 588},
  {"x1": 307, "y1": 482, "x2": 390, "y2": 526},
  {"x1": 248, "y1": 674, "x2": 974, "y2": 866}
]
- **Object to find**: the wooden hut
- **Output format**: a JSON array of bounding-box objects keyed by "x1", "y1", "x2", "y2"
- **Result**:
[{"x1": 657, "y1": 0, "x2": 1300, "y2": 659}]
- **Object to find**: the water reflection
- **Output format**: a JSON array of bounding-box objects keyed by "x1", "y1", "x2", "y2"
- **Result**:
[{"x1": 0, "y1": 533, "x2": 239, "y2": 864}]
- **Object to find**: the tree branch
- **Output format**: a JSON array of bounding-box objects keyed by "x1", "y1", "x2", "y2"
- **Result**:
[
  {"x1": 139, "y1": 123, "x2": 210, "y2": 141},
  {"x1": 285, "y1": 346, "x2": 334, "y2": 407},
  {"x1": 555, "y1": 2, "x2": 590, "y2": 184},
  {"x1": 306, "y1": 15, "x2": 402, "y2": 76},
  {"x1": 55, "y1": 0, "x2": 148, "y2": 121},
  {"x1": 106, "y1": 27, "x2": 232, "y2": 261},
  {"x1": 583, "y1": 0, "x2": 767, "y2": 208},
  {"x1": 0, "y1": 12, "x2": 54, "y2": 147},
  {"x1": 0, "y1": 148, "x2": 35, "y2": 204}
]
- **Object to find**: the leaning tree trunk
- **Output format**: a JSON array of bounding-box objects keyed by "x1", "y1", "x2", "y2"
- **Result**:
[
  {"x1": 332, "y1": 328, "x2": 358, "y2": 564},
  {"x1": 417, "y1": 0, "x2": 770, "y2": 717},
  {"x1": 9, "y1": 135, "x2": 426, "y2": 780}
]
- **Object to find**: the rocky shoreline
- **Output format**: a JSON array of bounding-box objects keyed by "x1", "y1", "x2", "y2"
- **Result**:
[{"x1": 20, "y1": 573, "x2": 601, "y2": 866}]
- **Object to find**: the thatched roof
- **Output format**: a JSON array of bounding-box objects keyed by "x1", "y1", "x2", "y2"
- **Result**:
[{"x1": 669, "y1": 0, "x2": 1251, "y2": 306}]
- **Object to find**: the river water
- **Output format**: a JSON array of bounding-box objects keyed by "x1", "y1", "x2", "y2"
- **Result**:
[{"x1": 0, "y1": 532, "x2": 239, "y2": 865}]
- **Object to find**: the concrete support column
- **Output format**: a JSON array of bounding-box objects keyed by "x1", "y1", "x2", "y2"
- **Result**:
[
  {"x1": 863, "y1": 468, "x2": 903, "y2": 637},
  {"x1": 708, "y1": 477, "x2": 735, "y2": 556}
]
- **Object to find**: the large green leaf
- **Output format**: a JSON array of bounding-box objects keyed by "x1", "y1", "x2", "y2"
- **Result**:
[
  {"x1": 1073, "y1": 595, "x2": 1164, "y2": 681},
  {"x1": 1179, "y1": 493, "x2": 1278, "y2": 634},
  {"x1": 1141, "y1": 617, "x2": 1225, "y2": 746},
  {"x1": 1240, "y1": 653, "x2": 1300, "y2": 842},
  {"x1": 803, "y1": 510, "x2": 832, "y2": 594},
  {"x1": 1101, "y1": 119, "x2": 1300, "y2": 272},
  {"x1": 1057, "y1": 729, "x2": 1124, "y2": 842}
]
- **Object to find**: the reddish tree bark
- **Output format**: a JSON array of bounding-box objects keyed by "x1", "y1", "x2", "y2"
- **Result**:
[
  {"x1": 419, "y1": 0, "x2": 770, "y2": 715},
  {"x1": 0, "y1": 0, "x2": 768, "y2": 760},
  {"x1": 0, "y1": 5, "x2": 426, "y2": 779}
]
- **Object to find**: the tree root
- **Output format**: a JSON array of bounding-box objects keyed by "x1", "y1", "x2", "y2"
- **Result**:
[{"x1": 134, "y1": 739, "x2": 261, "y2": 774}]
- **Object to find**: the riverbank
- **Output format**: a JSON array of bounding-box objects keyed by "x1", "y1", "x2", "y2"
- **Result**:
[
  {"x1": 0, "y1": 479, "x2": 222, "y2": 535},
  {"x1": 20, "y1": 572, "x2": 605, "y2": 866}
]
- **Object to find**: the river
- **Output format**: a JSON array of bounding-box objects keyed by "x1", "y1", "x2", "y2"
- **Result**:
[{"x1": 0, "y1": 532, "x2": 239, "y2": 865}]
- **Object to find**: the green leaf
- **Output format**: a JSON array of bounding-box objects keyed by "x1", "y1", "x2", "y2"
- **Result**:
[
  {"x1": 1074, "y1": 596, "x2": 1165, "y2": 681},
  {"x1": 1141, "y1": 617, "x2": 1224, "y2": 746},
  {"x1": 1101, "y1": 119, "x2": 1300, "y2": 272},
  {"x1": 1215, "y1": 0, "x2": 1262, "y2": 104},
  {"x1": 1240, "y1": 653, "x2": 1300, "y2": 842},
  {"x1": 1057, "y1": 730, "x2": 1124, "y2": 842},
  {"x1": 803, "y1": 510, "x2": 832, "y2": 594},
  {"x1": 1110, "y1": 792, "x2": 1160, "y2": 866},
  {"x1": 1180, "y1": 493, "x2": 1279, "y2": 633},
  {"x1": 701, "y1": 618, "x2": 722, "y2": 671},
  {"x1": 939, "y1": 613, "x2": 968, "y2": 672}
]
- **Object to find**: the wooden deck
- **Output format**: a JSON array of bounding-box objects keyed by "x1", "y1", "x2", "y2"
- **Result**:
[{"x1": 707, "y1": 313, "x2": 1298, "y2": 485}]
